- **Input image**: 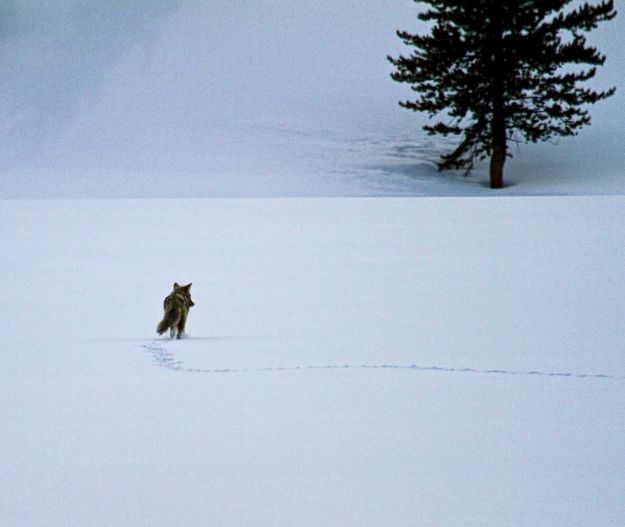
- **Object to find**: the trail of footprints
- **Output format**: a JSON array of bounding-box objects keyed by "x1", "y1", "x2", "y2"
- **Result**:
[{"x1": 142, "y1": 341, "x2": 623, "y2": 381}]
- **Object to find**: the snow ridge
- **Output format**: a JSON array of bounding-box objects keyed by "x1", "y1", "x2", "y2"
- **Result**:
[{"x1": 142, "y1": 341, "x2": 623, "y2": 381}]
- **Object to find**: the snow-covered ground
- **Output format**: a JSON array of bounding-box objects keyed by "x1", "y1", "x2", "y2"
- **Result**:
[
  {"x1": 2, "y1": 197, "x2": 624, "y2": 526},
  {"x1": 2, "y1": 2, "x2": 624, "y2": 525}
]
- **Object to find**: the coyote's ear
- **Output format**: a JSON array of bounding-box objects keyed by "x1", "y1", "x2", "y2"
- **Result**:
[
  {"x1": 173, "y1": 282, "x2": 180, "y2": 289},
  {"x1": 186, "y1": 282, "x2": 192, "y2": 290}
]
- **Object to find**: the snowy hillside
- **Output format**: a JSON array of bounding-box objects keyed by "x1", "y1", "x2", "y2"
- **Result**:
[
  {"x1": 1, "y1": 0, "x2": 624, "y2": 198},
  {"x1": 2, "y1": 197, "x2": 624, "y2": 526}
]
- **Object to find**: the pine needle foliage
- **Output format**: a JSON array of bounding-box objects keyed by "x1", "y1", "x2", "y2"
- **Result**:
[{"x1": 388, "y1": 0, "x2": 616, "y2": 188}]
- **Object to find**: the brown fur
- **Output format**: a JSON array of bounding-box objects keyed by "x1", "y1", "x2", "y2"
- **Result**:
[{"x1": 157, "y1": 282, "x2": 195, "y2": 339}]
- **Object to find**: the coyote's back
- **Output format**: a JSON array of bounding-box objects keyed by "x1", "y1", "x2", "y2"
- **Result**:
[{"x1": 157, "y1": 282, "x2": 195, "y2": 339}]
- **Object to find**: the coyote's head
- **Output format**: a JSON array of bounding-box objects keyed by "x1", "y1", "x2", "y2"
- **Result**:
[{"x1": 173, "y1": 282, "x2": 195, "y2": 307}]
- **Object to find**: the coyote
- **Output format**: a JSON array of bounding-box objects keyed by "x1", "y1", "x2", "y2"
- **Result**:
[{"x1": 157, "y1": 282, "x2": 195, "y2": 339}]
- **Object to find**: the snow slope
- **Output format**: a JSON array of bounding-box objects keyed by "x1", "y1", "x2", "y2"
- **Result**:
[
  {"x1": 2, "y1": 197, "x2": 624, "y2": 526},
  {"x1": 2, "y1": 1, "x2": 623, "y2": 198}
]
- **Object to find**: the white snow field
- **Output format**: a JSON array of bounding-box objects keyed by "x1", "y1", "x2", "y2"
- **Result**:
[
  {"x1": 1, "y1": 197, "x2": 624, "y2": 526},
  {"x1": 2, "y1": 3, "x2": 625, "y2": 525}
]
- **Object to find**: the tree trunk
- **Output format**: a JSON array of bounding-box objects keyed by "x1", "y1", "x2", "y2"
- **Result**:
[
  {"x1": 489, "y1": 141, "x2": 506, "y2": 189},
  {"x1": 490, "y1": 5, "x2": 506, "y2": 189},
  {"x1": 490, "y1": 74, "x2": 507, "y2": 188}
]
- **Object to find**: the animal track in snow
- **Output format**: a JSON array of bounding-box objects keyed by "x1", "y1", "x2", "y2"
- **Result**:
[{"x1": 141, "y1": 340, "x2": 624, "y2": 381}]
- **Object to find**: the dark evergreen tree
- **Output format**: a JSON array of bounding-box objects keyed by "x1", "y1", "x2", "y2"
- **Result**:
[{"x1": 388, "y1": 1, "x2": 616, "y2": 188}]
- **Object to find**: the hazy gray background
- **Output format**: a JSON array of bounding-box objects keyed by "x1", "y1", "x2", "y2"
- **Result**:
[{"x1": 1, "y1": 0, "x2": 623, "y2": 198}]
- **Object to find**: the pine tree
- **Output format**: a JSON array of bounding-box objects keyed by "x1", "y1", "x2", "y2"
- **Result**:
[{"x1": 388, "y1": 1, "x2": 616, "y2": 188}]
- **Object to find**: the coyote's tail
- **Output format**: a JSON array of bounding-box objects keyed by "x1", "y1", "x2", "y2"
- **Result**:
[{"x1": 157, "y1": 307, "x2": 178, "y2": 335}]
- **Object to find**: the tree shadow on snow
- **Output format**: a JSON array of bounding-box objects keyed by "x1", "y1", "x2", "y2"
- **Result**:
[{"x1": 360, "y1": 162, "x2": 488, "y2": 196}]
